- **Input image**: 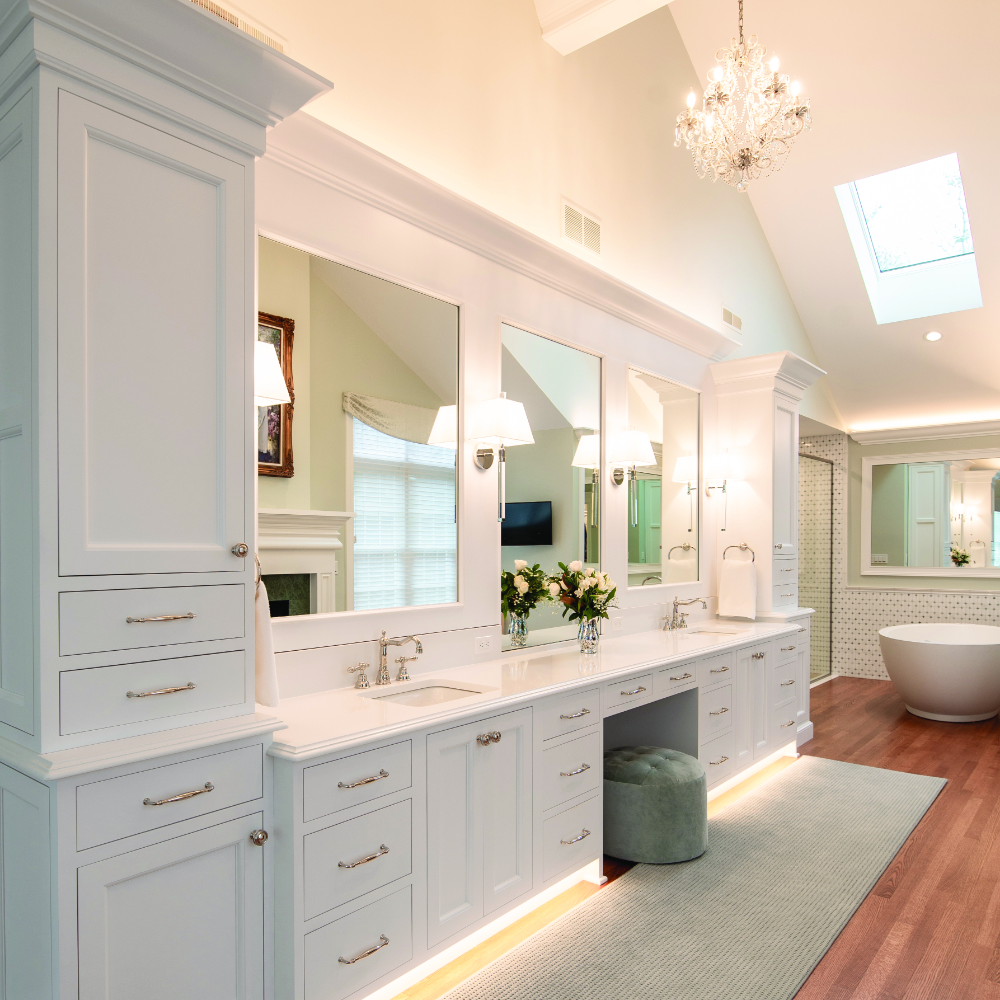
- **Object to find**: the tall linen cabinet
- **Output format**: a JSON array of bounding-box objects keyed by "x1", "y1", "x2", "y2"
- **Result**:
[{"x1": 0, "y1": 1, "x2": 328, "y2": 996}]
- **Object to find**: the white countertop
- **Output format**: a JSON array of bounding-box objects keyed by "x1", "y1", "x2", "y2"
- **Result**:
[{"x1": 268, "y1": 621, "x2": 799, "y2": 762}]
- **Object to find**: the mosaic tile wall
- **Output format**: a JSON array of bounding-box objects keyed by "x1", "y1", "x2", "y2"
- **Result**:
[
  {"x1": 799, "y1": 431, "x2": 1000, "y2": 680},
  {"x1": 798, "y1": 453, "x2": 833, "y2": 680}
]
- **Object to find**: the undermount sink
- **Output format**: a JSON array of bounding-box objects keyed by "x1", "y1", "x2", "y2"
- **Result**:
[{"x1": 363, "y1": 681, "x2": 492, "y2": 708}]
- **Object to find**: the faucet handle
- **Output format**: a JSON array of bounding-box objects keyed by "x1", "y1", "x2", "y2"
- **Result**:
[
  {"x1": 395, "y1": 655, "x2": 418, "y2": 682},
  {"x1": 348, "y1": 663, "x2": 370, "y2": 689}
]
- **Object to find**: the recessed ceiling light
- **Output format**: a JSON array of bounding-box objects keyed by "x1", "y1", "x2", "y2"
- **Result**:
[{"x1": 924, "y1": 331, "x2": 942, "y2": 341}]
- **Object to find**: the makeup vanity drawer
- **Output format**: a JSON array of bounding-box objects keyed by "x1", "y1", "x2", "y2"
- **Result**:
[
  {"x1": 59, "y1": 650, "x2": 246, "y2": 736},
  {"x1": 542, "y1": 732, "x2": 601, "y2": 808},
  {"x1": 603, "y1": 674, "x2": 653, "y2": 714},
  {"x1": 540, "y1": 688, "x2": 600, "y2": 741},
  {"x1": 699, "y1": 730, "x2": 736, "y2": 785},
  {"x1": 772, "y1": 583, "x2": 798, "y2": 608},
  {"x1": 542, "y1": 794, "x2": 601, "y2": 883},
  {"x1": 304, "y1": 885, "x2": 413, "y2": 1000},
  {"x1": 303, "y1": 742, "x2": 412, "y2": 823},
  {"x1": 700, "y1": 684, "x2": 733, "y2": 740},
  {"x1": 698, "y1": 653, "x2": 733, "y2": 688},
  {"x1": 76, "y1": 743, "x2": 263, "y2": 850},
  {"x1": 59, "y1": 584, "x2": 245, "y2": 656},
  {"x1": 303, "y1": 800, "x2": 412, "y2": 920}
]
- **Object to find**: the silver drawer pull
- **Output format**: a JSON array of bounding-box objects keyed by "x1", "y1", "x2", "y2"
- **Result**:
[
  {"x1": 780, "y1": 719, "x2": 795, "y2": 728},
  {"x1": 560, "y1": 829, "x2": 591, "y2": 846},
  {"x1": 710, "y1": 756, "x2": 729, "y2": 765},
  {"x1": 560, "y1": 763, "x2": 591, "y2": 777},
  {"x1": 559, "y1": 708, "x2": 591, "y2": 720},
  {"x1": 781, "y1": 679, "x2": 795, "y2": 687},
  {"x1": 709, "y1": 707, "x2": 729, "y2": 716},
  {"x1": 338, "y1": 844, "x2": 389, "y2": 869},
  {"x1": 127, "y1": 682, "x2": 195, "y2": 699},
  {"x1": 781, "y1": 646, "x2": 796, "y2": 651},
  {"x1": 780, "y1": 593, "x2": 795, "y2": 597},
  {"x1": 143, "y1": 782, "x2": 213, "y2": 806},
  {"x1": 752, "y1": 652, "x2": 765, "y2": 660},
  {"x1": 781, "y1": 567, "x2": 795, "y2": 572},
  {"x1": 669, "y1": 672, "x2": 692, "y2": 681},
  {"x1": 126, "y1": 613, "x2": 196, "y2": 623},
  {"x1": 338, "y1": 769, "x2": 389, "y2": 789},
  {"x1": 797, "y1": 627, "x2": 808, "y2": 633},
  {"x1": 620, "y1": 686, "x2": 646, "y2": 696},
  {"x1": 709, "y1": 666, "x2": 729, "y2": 674},
  {"x1": 477, "y1": 731, "x2": 502, "y2": 746},
  {"x1": 339, "y1": 935, "x2": 389, "y2": 965}
]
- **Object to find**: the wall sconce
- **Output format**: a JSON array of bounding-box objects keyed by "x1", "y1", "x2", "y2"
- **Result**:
[
  {"x1": 469, "y1": 393, "x2": 534, "y2": 521},
  {"x1": 704, "y1": 452, "x2": 742, "y2": 531},
  {"x1": 610, "y1": 430, "x2": 656, "y2": 527},
  {"x1": 572, "y1": 433, "x2": 601, "y2": 530},
  {"x1": 951, "y1": 502, "x2": 977, "y2": 522},
  {"x1": 671, "y1": 455, "x2": 698, "y2": 533},
  {"x1": 254, "y1": 340, "x2": 291, "y2": 407},
  {"x1": 427, "y1": 404, "x2": 458, "y2": 448}
]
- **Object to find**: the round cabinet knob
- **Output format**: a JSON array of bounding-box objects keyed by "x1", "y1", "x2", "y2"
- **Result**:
[
  {"x1": 249, "y1": 829, "x2": 269, "y2": 847},
  {"x1": 490, "y1": 731, "x2": 502, "y2": 743},
  {"x1": 232, "y1": 543, "x2": 250, "y2": 558}
]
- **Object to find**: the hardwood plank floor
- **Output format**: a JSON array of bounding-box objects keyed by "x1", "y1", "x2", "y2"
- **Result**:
[{"x1": 797, "y1": 675, "x2": 1000, "y2": 999}]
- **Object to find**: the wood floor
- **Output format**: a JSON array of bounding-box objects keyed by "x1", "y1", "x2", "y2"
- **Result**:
[{"x1": 795, "y1": 675, "x2": 1000, "y2": 999}]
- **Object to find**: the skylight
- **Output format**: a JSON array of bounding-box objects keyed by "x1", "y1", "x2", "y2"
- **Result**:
[{"x1": 835, "y1": 153, "x2": 982, "y2": 325}]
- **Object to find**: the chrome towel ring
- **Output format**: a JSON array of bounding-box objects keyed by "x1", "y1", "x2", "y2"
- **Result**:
[
  {"x1": 667, "y1": 543, "x2": 697, "y2": 559},
  {"x1": 723, "y1": 543, "x2": 755, "y2": 562}
]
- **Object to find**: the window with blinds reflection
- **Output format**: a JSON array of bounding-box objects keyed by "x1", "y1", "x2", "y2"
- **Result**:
[{"x1": 352, "y1": 418, "x2": 457, "y2": 610}]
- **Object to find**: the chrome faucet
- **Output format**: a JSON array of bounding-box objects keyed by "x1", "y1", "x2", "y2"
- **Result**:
[
  {"x1": 377, "y1": 631, "x2": 423, "y2": 685},
  {"x1": 663, "y1": 597, "x2": 711, "y2": 631}
]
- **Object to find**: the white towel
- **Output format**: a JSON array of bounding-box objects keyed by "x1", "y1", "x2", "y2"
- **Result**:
[
  {"x1": 254, "y1": 580, "x2": 280, "y2": 708},
  {"x1": 664, "y1": 554, "x2": 697, "y2": 584},
  {"x1": 718, "y1": 557, "x2": 757, "y2": 619}
]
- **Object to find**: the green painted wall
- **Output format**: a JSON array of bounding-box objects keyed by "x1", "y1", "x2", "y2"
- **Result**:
[{"x1": 870, "y1": 463, "x2": 906, "y2": 566}]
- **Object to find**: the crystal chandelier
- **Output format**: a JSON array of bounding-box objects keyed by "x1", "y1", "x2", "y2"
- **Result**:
[{"x1": 674, "y1": 0, "x2": 811, "y2": 192}]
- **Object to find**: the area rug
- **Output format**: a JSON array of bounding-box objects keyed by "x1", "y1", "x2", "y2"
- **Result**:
[{"x1": 444, "y1": 756, "x2": 945, "y2": 1000}]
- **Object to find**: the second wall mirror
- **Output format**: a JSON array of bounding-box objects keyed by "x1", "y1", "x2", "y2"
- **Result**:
[{"x1": 624, "y1": 368, "x2": 700, "y2": 588}]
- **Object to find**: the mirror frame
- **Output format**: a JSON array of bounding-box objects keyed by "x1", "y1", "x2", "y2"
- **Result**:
[{"x1": 861, "y1": 447, "x2": 1000, "y2": 577}]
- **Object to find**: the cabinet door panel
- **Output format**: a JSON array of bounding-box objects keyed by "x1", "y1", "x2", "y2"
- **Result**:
[
  {"x1": 77, "y1": 812, "x2": 264, "y2": 1000},
  {"x1": 772, "y1": 397, "x2": 798, "y2": 555},
  {"x1": 751, "y1": 647, "x2": 771, "y2": 759},
  {"x1": 426, "y1": 721, "x2": 481, "y2": 947},
  {"x1": 733, "y1": 649, "x2": 752, "y2": 765},
  {"x1": 481, "y1": 707, "x2": 532, "y2": 915},
  {"x1": 57, "y1": 91, "x2": 247, "y2": 575}
]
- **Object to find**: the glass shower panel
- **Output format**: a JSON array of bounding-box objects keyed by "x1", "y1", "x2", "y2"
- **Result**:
[{"x1": 799, "y1": 453, "x2": 833, "y2": 682}]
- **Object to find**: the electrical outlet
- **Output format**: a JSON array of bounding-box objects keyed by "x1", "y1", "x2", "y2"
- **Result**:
[
  {"x1": 475, "y1": 635, "x2": 496, "y2": 653},
  {"x1": 611, "y1": 616, "x2": 623, "y2": 631}
]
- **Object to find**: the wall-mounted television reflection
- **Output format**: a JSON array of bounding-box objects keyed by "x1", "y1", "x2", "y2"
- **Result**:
[{"x1": 501, "y1": 501, "x2": 553, "y2": 546}]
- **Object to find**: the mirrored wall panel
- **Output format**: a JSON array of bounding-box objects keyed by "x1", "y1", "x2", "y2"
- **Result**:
[
  {"x1": 868, "y1": 457, "x2": 1000, "y2": 570},
  {"x1": 257, "y1": 237, "x2": 459, "y2": 616},
  {"x1": 625, "y1": 368, "x2": 699, "y2": 587},
  {"x1": 500, "y1": 324, "x2": 601, "y2": 649}
]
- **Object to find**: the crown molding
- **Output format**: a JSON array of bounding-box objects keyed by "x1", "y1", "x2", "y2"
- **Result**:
[
  {"x1": 709, "y1": 350, "x2": 826, "y2": 400},
  {"x1": 850, "y1": 419, "x2": 1000, "y2": 445},
  {"x1": 264, "y1": 112, "x2": 740, "y2": 362}
]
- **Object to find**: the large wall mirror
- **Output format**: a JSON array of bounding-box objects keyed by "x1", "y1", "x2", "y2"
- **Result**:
[
  {"x1": 257, "y1": 237, "x2": 459, "y2": 616},
  {"x1": 863, "y1": 453, "x2": 1000, "y2": 574},
  {"x1": 624, "y1": 368, "x2": 700, "y2": 588},
  {"x1": 499, "y1": 324, "x2": 601, "y2": 649}
]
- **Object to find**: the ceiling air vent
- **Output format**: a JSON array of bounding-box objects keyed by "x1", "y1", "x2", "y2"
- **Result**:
[
  {"x1": 722, "y1": 306, "x2": 743, "y2": 333},
  {"x1": 563, "y1": 202, "x2": 601, "y2": 255},
  {"x1": 190, "y1": 0, "x2": 285, "y2": 52}
]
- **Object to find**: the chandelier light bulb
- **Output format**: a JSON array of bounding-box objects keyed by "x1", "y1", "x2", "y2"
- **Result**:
[
  {"x1": 769, "y1": 56, "x2": 780, "y2": 72},
  {"x1": 790, "y1": 80, "x2": 801, "y2": 96},
  {"x1": 713, "y1": 66, "x2": 724, "y2": 82},
  {"x1": 687, "y1": 91, "x2": 697, "y2": 108}
]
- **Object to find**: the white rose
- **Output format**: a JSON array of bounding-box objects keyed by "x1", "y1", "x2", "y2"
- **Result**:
[
  {"x1": 569, "y1": 560, "x2": 583, "y2": 572},
  {"x1": 584, "y1": 566, "x2": 596, "y2": 577},
  {"x1": 548, "y1": 582, "x2": 561, "y2": 597},
  {"x1": 513, "y1": 575, "x2": 528, "y2": 594},
  {"x1": 514, "y1": 559, "x2": 528, "y2": 571}
]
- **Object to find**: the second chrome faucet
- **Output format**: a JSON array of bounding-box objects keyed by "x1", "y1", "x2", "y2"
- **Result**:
[{"x1": 376, "y1": 631, "x2": 423, "y2": 685}]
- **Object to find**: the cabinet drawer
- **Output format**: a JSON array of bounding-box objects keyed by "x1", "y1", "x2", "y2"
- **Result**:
[
  {"x1": 59, "y1": 584, "x2": 245, "y2": 656},
  {"x1": 304, "y1": 799, "x2": 412, "y2": 921},
  {"x1": 772, "y1": 706, "x2": 798, "y2": 744},
  {"x1": 697, "y1": 652, "x2": 733, "y2": 688},
  {"x1": 76, "y1": 744, "x2": 263, "y2": 850},
  {"x1": 776, "y1": 636, "x2": 804, "y2": 663},
  {"x1": 542, "y1": 732, "x2": 601, "y2": 809},
  {"x1": 699, "y1": 730, "x2": 736, "y2": 785},
  {"x1": 543, "y1": 795, "x2": 601, "y2": 883},
  {"x1": 540, "y1": 688, "x2": 600, "y2": 741},
  {"x1": 653, "y1": 662, "x2": 697, "y2": 698},
  {"x1": 603, "y1": 673, "x2": 653, "y2": 714},
  {"x1": 771, "y1": 661, "x2": 798, "y2": 711},
  {"x1": 772, "y1": 583, "x2": 798, "y2": 608},
  {"x1": 304, "y1": 885, "x2": 412, "y2": 1000},
  {"x1": 303, "y1": 742, "x2": 412, "y2": 823},
  {"x1": 773, "y1": 558, "x2": 798, "y2": 581},
  {"x1": 700, "y1": 684, "x2": 733, "y2": 741},
  {"x1": 59, "y1": 650, "x2": 246, "y2": 736}
]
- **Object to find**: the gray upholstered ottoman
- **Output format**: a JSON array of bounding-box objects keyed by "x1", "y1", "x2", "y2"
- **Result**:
[{"x1": 603, "y1": 746, "x2": 708, "y2": 863}]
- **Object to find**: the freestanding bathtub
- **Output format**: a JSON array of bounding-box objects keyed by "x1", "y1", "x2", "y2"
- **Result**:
[{"x1": 879, "y1": 623, "x2": 1000, "y2": 722}]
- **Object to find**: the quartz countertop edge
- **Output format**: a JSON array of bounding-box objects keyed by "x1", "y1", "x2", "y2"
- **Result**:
[{"x1": 268, "y1": 622, "x2": 800, "y2": 762}]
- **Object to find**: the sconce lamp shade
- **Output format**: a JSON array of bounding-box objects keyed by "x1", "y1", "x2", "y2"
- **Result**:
[
  {"x1": 427, "y1": 404, "x2": 458, "y2": 448},
  {"x1": 671, "y1": 455, "x2": 698, "y2": 484},
  {"x1": 254, "y1": 341, "x2": 290, "y2": 407},
  {"x1": 469, "y1": 395, "x2": 534, "y2": 446},
  {"x1": 611, "y1": 430, "x2": 656, "y2": 468},
  {"x1": 705, "y1": 452, "x2": 744, "y2": 482},
  {"x1": 571, "y1": 434, "x2": 600, "y2": 468}
]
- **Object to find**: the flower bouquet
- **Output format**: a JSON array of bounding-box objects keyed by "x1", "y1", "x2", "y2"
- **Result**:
[
  {"x1": 550, "y1": 561, "x2": 618, "y2": 652},
  {"x1": 501, "y1": 560, "x2": 553, "y2": 647},
  {"x1": 951, "y1": 544, "x2": 971, "y2": 567}
]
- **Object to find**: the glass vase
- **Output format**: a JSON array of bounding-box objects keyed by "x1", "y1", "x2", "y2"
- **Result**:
[
  {"x1": 508, "y1": 613, "x2": 528, "y2": 648},
  {"x1": 578, "y1": 617, "x2": 599, "y2": 653}
]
